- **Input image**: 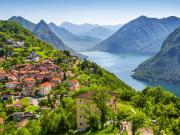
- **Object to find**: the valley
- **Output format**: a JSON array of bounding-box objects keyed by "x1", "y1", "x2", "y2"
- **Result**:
[
  {"x1": 81, "y1": 51, "x2": 180, "y2": 96},
  {"x1": 0, "y1": 0, "x2": 180, "y2": 134}
]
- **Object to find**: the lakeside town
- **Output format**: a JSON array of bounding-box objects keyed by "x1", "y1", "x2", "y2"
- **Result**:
[
  {"x1": 0, "y1": 16, "x2": 179, "y2": 135},
  {"x1": 0, "y1": 38, "x2": 121, "y2": 133}
]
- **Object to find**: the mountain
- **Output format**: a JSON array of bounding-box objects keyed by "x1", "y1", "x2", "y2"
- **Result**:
[
  {"x1": 49, "y1": 23, "x2": 101, "y2": 51},
  {"x1": 132, "y1": 27, "x2": 180, "y2": 85},
  {"x1": 9, "y1": 16, "x2": 36, "y2": 31},
  {"x1": 60, "y1": 22, "x2": 122, "y2": 39},
  {"x1": 103, "y1": 24, "x2": 122, "y2": 31},
  {"x1": 8, "y1": 16, "x2": 84, "y2": 58},
  {"x1": 92, "y1": 16, "x2": 180, "y2": 55},
  {"x1": 0, "y1": 20, "x2": 132, "y2": 90},
  {"x1": 84, "y1": 26, "x2": 115, "y2": 39},
  {"x1": 33, "y1": 20, "x2": 66, "y2": 49},
  {"x1": 60, "y1": 22, "x2": 99, "y2": 35}
]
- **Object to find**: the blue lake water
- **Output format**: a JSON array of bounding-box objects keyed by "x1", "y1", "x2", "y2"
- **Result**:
[{"x1": 80, "y1": 51, "x2": 180, "y2": 96}]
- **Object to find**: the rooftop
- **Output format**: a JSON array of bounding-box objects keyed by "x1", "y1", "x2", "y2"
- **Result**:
[
  {"x1": 69, "y1": 80, "x2": 78, "y2": 83},
  {"x1": 39, "y1": 82, "x2": 51, "y2": 87},
  {"x1": 75, "y1": 91, "x2": 95, "y2": 99}
]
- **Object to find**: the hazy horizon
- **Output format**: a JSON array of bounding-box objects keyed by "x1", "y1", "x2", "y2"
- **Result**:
[{"x1": 1, "y1": 0, "x2": 180, "y2": 25}]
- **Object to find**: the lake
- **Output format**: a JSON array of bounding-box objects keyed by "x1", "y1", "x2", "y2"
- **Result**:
[{"x1": 80, "y1": 51, "x2": 180, "y2": 96}]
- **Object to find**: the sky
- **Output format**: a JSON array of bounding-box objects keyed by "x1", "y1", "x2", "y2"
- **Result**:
[{"x1": 0, "y1": 0, "x2": 180, "y2": 25}]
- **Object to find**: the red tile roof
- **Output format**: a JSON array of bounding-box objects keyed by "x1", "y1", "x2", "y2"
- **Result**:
[
  {"x1": 52, "y1": 77, "x2": 61, "y2": 81},
  {"x1": 69, "y1": 80, "x2": 78, "y2": 84},
  {"x1": 24, "y1": 77, "x2": 35, "y2": 82},
  {"x1": 39, "y1": 82, "x2": 51, "y2": 87},
  {"x1": 6, "y1": 81, "x2": 20, "y2": 84}
]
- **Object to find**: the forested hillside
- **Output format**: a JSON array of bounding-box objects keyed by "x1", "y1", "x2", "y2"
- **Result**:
[{"x1": 0, "y1": 21, "x2": 179, "y2": 135}]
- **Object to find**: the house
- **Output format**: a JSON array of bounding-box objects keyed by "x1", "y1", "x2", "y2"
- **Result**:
[
  {"x1": 18, "y1": 70, "x2": 26, "y2": 76},
  {"x1": 66, "y1": 71, "x2": 74, "y2": 77},
  {"x1": 17, "y1": 118, "x2": 28, "y2": 128},
  {"x1": 23, "y1": 77, "x2": 36, "y2": 88},
  {"x1": 26, "y1": 52, "x2": 40, "y2": 62},
  {"x1": 5, "y1": 81, "x2": 20, "y2": 89},
  {"x1": 36, "y1": 76, "x2": 44, "y2": 83},
  {"x1": 6, "y1": 100, "x2": 22, "y2": 109},
  {"x1": 39, "y1": 82, "x2": 51, "y2": 96},
  {"x1": 7, "y1": 39, "x2": 14, "y2": 44},
  {"x1": 30, "y1": 98, "x2": 38, "y2": 106},
  {"x1": 13, "y1": 100, "x2": 22, "y2": 108},
  {"x1": 12, "y1": 43, "x2": 20, "y2": 48},
  {"x1": 51, "y1": 77, "x2": 62, "y2": 87},
  {"x1": 69, "y1": 80, "x2": 79, "y2": 91},
  {"x1": 13, "y1": 112, "x2": 25, "y2": 121},
  {"x1": 1, "y1": 95, "x2": 13, "y2": 101},
  {"x1": 140, "y1": 128, "x2": 153, "y2": 135},
  {"x1": 0, "y1": 72, "x2": 7, "y2": 80},
  {"x1": 41, "y1": 59, "x2": 53, "y2": 66},
  {"x1": 75, "y1": 91, "x2": 118, "y2": 131},
  {"x1": 0, "y1": 117, "x2": 4, "y2": 125},
  {"x1": 8, "y1": 75, "x2": 18, "y2": 82},
  {"x1": 51, "y1": 77, "x2": 62, "y2": 84},
  {"x1": 22, "y1": 89, "x2": 33, "y2": 96},
  {"x1": 16, "y1": 41, "x2": 24, "y2": 46}
]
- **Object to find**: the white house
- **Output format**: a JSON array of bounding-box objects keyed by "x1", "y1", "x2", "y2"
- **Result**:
[
  {"x1": 5, "y1": 82, "x2": 20, "y2": 89},
  {"x1": 26, "y1": 52, "x2": 40, "y2": 62},
  {"x1": 39, "y1": 82, "x2": 51, "y2": 96}
]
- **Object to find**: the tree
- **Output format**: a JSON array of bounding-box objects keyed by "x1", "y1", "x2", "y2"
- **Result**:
[
  {"x1": 153, "y1": 116, "x2": 169, "y2": 135},
  {"x1": 40, "y1": 107, "x2": 72, "y2": 135},
  {"x1": 53, "y1": 84, "x2": 68, "y2": 101},
  {"x1": 63, "y1": 72, "x2": 67, "y2": 81},
  {"x1": 16, "y1": 128, "x2": 31, "y2": 135},
  {"x1": 56, "y1": 57, "x2": 63, "y2": 64},
  {"x1": 93, "y1": 89, "x2": 110, "y2": 129},
  {"x1": 88, "y1": 115, "x2": 99, "y2": 131},
  {"x1": 117, "y1": 109, "x2": 131, "y2": 122},
  {"x1": 2, "y1": 121, "x2": 18, "y2": 135},
  {"x1": 63, "y1": 50, "x2": 70, "y2": 57},
  {"x1": 171, "y1": 118, "x2": 180, "y2": 135},
  {"x1": 132, "y1": 94, "x2": 146, "y2": 108},
  {"x1": 119, "y1": 89, "x2": 136, "y2": 101},
  {"x1": 83, "y1": 100, "x2": 99, "y2": 131},
  {"x1": 131, "y1": 112, "x2": 146, "y2": 135},
  {"x1": 38, "y1": 99, "x2": 49, "y2": 107}
]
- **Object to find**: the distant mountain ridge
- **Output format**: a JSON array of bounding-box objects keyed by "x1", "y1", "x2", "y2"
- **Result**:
[
  {"x1": 49, "y1": 23, "x2": 102, "y2": 51},
  {"x1": 92, "y1": 16, "x2": 180, "y2": 55},
  {"x1": 60, "y1": 22, "x2": 122, "y2": 39},
  {"x1": 132, "y1": 27, "x2": 180, "y2": 85},
  {"x1": 8, "y1": 16, "x2": 84, "y2": 58},
  {"x1": 84, "y1": 26, "x2": 114, "y2": 39},
  {"x1": 60, "y1": 22, "x2": 98, "y2": 35}
]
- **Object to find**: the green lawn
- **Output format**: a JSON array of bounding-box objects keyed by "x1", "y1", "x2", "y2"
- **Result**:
[{"x1": 118, "y1": 102, "x2": 136, "y2": 114}]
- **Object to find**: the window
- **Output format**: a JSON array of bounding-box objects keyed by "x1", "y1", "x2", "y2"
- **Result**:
[
  {"x1": 80, "y1": 123, "x2": 83, "y2": 125},
  {"x1": 80, "y1": 115, "x2": 82, "y2": 118},
  {"x1": 80, "y1": 99, "x2": 81, "y2": 102}
]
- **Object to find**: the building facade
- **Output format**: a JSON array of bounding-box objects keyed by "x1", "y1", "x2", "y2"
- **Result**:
[{"x1": 75, "y1": 92, "x2": 118, "y2": 131}]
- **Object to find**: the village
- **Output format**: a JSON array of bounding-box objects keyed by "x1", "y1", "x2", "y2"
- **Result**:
[
  {"x1": 0, "y1": 38, "x2": 163, "y2": 135},
  {"x1": 0, "y1": 49, "x2": 122, "y2": 133},
  {"x1": 0, "y1": 50, "x2": 81, "y2": 129},
  {"x1": 0, "y1": 57, "x2": 122, "y2": 133}
]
